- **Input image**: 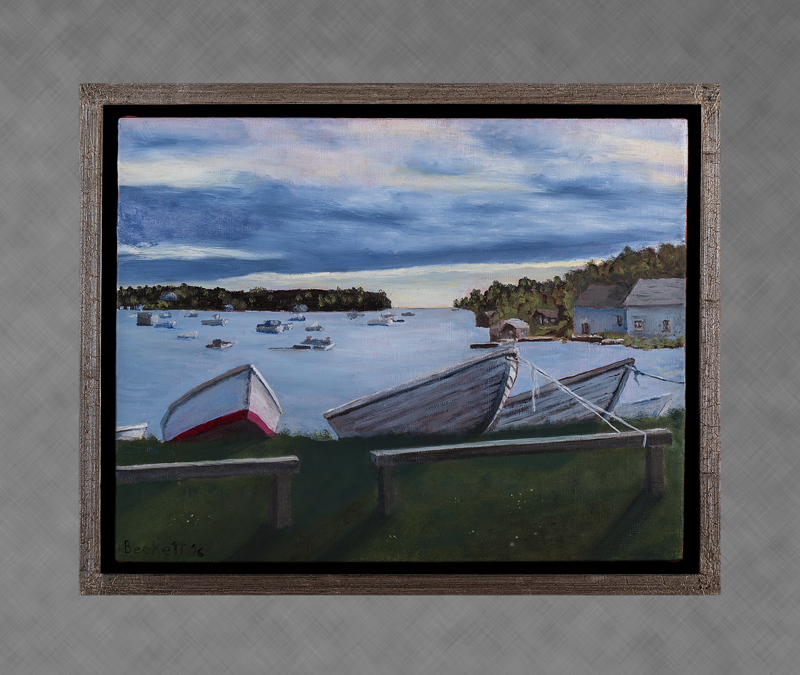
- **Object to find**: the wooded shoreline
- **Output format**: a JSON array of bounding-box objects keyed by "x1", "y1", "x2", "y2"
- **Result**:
[{"x1": 117, "y1": 284, "x2": 392, "y2": 312}]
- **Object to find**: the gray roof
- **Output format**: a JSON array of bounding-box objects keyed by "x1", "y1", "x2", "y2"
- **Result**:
[
  {"x1": 574, "y1": 284, "x2": 629, "y2": 309},
  {"x1": 505, "y1": 319, "x2": 529, "y2": 329},
  {"x1": 624, "y1": 278, "x2": 685, "y2": 307},
  {"x1": 533, "y1": 308, "x2": 559, "y2": 319}
]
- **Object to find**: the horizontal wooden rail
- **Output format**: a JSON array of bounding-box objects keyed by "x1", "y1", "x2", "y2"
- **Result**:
[
  {"x1": 116, "y1": 456, "x2": 300, "y2": 529},
  {"x1": 370, "y1": 430, "x2": 673, "y2": 516},
  {"x1": 370, "y1": 429, "x2": 672, "y2": 467}
]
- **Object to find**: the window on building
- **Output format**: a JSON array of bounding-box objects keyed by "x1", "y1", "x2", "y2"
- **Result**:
[
  {"x1": 662, "y1": 319, "x2": 671, "y2": 332},
  {"x1": 581, "y1": 323, "x2": 590, "y2": 334},
  {"x1": 616, "y1": 315, "x2": 623, "y2": 326},
  {"x1": 633, "y1": 320, "x2": 643, "y2": 331}
]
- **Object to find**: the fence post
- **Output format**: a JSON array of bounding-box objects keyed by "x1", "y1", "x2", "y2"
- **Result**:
[
  {"x1": 268, "y1": 473, "x2": 293, "y2": 529},
  {"x1": 644, "y1": 445, "x2": 665, "y2": 497},
  {"x1": 377, "y1": 465, "x2": 396, "y2": 516}
]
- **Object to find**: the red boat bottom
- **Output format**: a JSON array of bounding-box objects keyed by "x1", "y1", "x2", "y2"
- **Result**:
[{"x1": 169, "y1": 410, "x2": 276, "y2": 442}]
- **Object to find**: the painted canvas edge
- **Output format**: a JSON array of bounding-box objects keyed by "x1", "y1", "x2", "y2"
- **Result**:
[{"x1": 79, "y1": 83, "x2": 720, "y2": 596}]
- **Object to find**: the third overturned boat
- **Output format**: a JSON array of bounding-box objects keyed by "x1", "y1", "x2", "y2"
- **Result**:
[{"x1": 487, "y1": 358, "x2": 634, "y2": 432}]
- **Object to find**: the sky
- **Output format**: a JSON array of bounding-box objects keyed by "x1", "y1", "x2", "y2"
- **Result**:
[{"x1": 116, "y1": 117, "x2": 688, "y2": 307}]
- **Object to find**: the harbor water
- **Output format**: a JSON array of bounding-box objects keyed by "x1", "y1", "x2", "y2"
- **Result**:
[{"x1": 116, "y1": 309, "x2": 686, "y2": 440}]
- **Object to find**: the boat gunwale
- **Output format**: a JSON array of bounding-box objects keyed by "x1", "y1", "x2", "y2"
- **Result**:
[
  {"x1": 322, "y1": 346, "x2": 518, "y2": 421},
  {"x1": 115, "y1": 423, "x2": 148, "y2": 433}
]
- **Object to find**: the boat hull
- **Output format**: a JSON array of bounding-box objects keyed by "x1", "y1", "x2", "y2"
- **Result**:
[
  {"x1": 323, "y1": 346, "x2": 518, "y2": 438},
  {"x1": 488, "y1": 358, "x2": 634, "y2": 432},
  {"x1": 115, "y1": 423, "x2": 148, "y2": 441},
  {"x1": 160, "y1": 364, "x2": 283, "y2": 442},
  {"x1": 613, "y1": 393, "x2": 673, "y2": 419}
]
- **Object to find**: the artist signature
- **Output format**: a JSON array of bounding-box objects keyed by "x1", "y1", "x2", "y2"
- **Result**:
[{"x1": 122, "y1": 540, "x2": 204, "y2": 557}]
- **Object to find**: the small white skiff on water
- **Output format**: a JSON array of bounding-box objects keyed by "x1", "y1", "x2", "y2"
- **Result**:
[
  {"x1": 323, "y1": 345, "x2": 519, "y2": 438},
  {"x1": 160, "y1": 364, "x2": 283, "y2": 442}
]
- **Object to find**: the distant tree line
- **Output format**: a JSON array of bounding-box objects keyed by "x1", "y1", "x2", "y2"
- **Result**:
[
  {"x1": 117, "y1": 284, "x2": 392, "y2": 312},
  {"x1": 453, "y1": 244, "x2": 687, "y2": 335}
]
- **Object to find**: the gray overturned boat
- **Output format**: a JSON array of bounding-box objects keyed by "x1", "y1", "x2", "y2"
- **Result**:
[
  {"x1": 613, "y1": 392, "x2": 673, "y2": 419},
  {"x1": 323, "y1": 345, "x2": 518, "y2": 438},
  {"x1": 487, "y1": 358, "x2": 634, "y2": 433}
]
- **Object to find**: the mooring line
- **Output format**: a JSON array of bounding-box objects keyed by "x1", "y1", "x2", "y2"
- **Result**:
[{"x1": 517, "y1": 356, "x2": 648, "y2": 447}]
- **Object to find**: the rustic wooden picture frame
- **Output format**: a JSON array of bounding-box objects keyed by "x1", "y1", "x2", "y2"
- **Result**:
[{"x1": 80, "y1": 83, "x2": 719, "y2": 595}]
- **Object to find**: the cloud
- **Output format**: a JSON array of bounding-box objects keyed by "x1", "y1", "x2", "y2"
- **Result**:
[
  {"x1": 117, "y1": 243, "x2": 283, "y2": 261},
  {"x1": 118, "y1": 118, "x2": 688, "y2": 193}
]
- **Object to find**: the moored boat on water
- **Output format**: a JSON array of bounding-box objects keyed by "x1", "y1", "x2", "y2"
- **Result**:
[
  {"x1": 206, "y1": 338, "x2": 234, "y2": 349},
  {"x1": 201, "y1": 314, "x2": 228, "y2": 326},
  {"x1": 159, "y1": 311, "x2": 172, "y2": 318},
  {"x1": 323, "y1": 345, "x2": 519, "y2": 438},
  {"x1": 305, "y1": 321, "x2": 323, "y2": 331},
  {"x1": 569, "y1": 334, "x2": 603, "y2": 344},
  {"x1": 177, "y1": 331, "x2": 198, "y2": 339},
  {"x1": 185, "y1": 310, "x2": 199, "y2": 318},
  {"x1": 613, "y1": 392, "x2": 673, "y2": 419},
  {"x1": 154, "y1": 320, "x2": 177, "y2": 329},
  {"x1": 367, "y1": 318, "x2": 392, "y2": 326},
  {"x1": 487, "y1": 358, "x2": 634, "y2": 433},
  {"x1": 257, "y1": 320, "x2": 284, "y2": 334},
  {"x1": 300, "y1": 336, "x2": 334, "y2": 350},
  {"x1": 401, "y1": 312, "x2": 415, "y2": 316},
  {"x1": 160, "y1": 364, "x2": 283, "y2": 442},
  {"x1": 115, "y1": 423, "x2": 148, "y2": 441},
  {"x1": 289, "y1": 304, "x2": 307, "y2": 321}
]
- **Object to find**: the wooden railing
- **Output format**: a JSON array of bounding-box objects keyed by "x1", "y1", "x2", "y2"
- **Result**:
[
  {"x1": 116, "y1": 456, "x2": 300, "y2": 529},
  {"x1": 369, "y1": 429, "x2": 673, "y2": 516}
]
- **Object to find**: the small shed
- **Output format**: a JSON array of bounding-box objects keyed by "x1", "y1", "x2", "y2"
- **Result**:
[
  {"x1": 573, "y1": 284, "x2": 629, "y2": 335},
  {"x1": 532, "y1": 308, "x2": 560, "y2": 326},
  {"x1": 490, "y1": 318, "x2": 530, "y2": 341},
  {"x1": 224, "y1": 304, "x2": 234, "y2": 312},
  {"x1": 160, "y1": 292, "x2": 177, "y2": 302}
]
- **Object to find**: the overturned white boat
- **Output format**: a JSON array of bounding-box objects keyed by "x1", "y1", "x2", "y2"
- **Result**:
[
  {"x1": 323, "y1": 345, "x2": 518, "y2": 438},
  {"x1": 115, "y1": 423, "x2": 148, "y2": 441},
  {"x1": 161, "y1": 364, "x2": 283, "y2": 442}
]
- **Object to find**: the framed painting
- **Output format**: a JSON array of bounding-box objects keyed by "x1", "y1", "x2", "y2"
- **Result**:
[{"x1": 80, "y1": 84, "x2": 720, "y2": 594}]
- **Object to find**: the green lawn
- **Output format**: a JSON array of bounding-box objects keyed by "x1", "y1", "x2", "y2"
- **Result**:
[{"x1": 115, "y1": 411, "x2": 685, "y2": 563}]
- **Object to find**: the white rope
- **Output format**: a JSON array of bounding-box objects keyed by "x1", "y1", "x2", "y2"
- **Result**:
[
  {"x1": 627, "y1": 364, "x2": 685, "y2": 385},
  {"x1": 518, "y1": 356, "x2": 648, "y2": 447}
]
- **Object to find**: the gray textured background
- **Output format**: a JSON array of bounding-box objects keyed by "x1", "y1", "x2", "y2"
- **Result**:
[{"x1": 2, "y1": 0, "x2": 797, "y2": 672}]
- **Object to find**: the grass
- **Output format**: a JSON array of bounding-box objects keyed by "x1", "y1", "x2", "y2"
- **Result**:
[{"x1": 115, "y1": 411, "x2": 685, "y2": 563}]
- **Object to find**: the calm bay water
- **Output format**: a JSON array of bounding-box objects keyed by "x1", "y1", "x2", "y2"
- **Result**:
[{"x1": 116, "y1": 309, "x2": 686, "y2": 439}]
